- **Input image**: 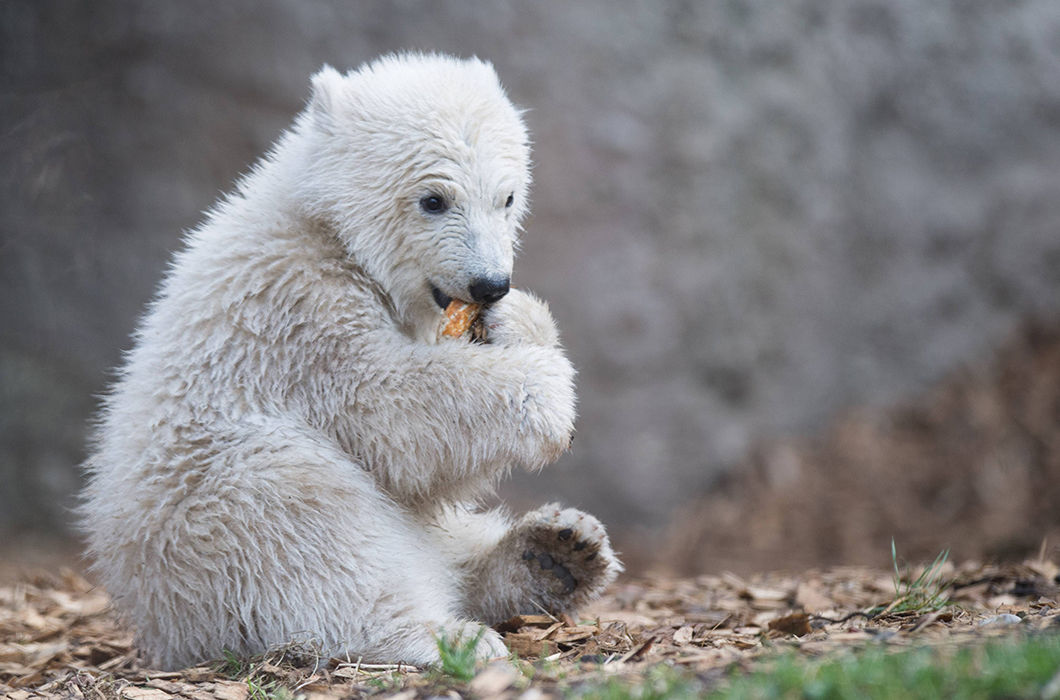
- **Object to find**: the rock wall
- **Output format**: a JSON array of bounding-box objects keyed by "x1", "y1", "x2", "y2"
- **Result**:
[{"x1": 2, "y1": 0, "x2": 1059, "y2": 539}]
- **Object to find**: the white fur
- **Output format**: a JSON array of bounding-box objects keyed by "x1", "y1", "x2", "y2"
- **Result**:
[{"x1": 81, "y1": 53, "x2": 619, "y2": 670}]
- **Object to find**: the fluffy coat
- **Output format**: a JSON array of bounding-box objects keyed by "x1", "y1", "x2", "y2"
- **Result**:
[{"x1": 81, "y1": 53, "x2": 620, "y2": 670}]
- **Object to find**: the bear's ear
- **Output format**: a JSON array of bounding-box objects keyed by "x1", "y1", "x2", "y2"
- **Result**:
[{"x1": 308, "y1": 64, "x2": 346, "y2": 134}]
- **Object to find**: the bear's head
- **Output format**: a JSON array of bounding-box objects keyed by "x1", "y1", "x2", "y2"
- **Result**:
[{"x1": 296, "y1": 54, "x2": 531, "y2": 337}]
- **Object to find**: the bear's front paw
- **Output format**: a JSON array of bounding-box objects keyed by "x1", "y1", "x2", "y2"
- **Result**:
[
  {"x1": 480, "y1": 289, "x2": 559, "y2": 347},
  {"x1": 516, "y1": 368, "x2": 576, "y2": 468},
  {"x1": 514, "y1": 504, "x2": 622, "y2": 613}
]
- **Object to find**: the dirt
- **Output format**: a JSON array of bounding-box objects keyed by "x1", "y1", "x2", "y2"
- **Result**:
[
  {"x1": 2, "y1": 553, "x2": 1058, "y2": 699},
  {"x1": 3, "y1": 322, "x2": 1057, "y2": 697},
  {"x1": 656, "y1": 319, "x2": 1060, "y2": 575}
]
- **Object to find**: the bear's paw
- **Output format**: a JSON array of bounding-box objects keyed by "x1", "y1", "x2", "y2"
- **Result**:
[
  {"x1": 480, "y1": 289, "x2": 559, "y2": 347},
  {"x1": 514, "y1": 504, "x2": 622, "y2": 612}
]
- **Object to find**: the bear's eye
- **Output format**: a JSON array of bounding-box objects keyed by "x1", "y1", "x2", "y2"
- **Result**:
[
  {"x1": 505, "y1": 193, "x2": 515, "y2": 208},
  {"x1": 420, "y1": 194, "x2": 448, "y2": 214}
]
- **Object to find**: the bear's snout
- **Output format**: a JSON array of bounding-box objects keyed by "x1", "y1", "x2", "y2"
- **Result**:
[{"x1": 468, "y1": 276, "x2": 510, "y2": 304}]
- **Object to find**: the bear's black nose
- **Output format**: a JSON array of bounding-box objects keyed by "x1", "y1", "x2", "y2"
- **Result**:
[{"x1": 468, "y1": 276, "x2": 510, "y2": 304}]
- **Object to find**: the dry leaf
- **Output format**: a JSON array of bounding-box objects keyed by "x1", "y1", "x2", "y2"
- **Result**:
[
  {"x1": 672, "y1": 625, "x2": 694, "y2": 645},
  {"x1": 768, "y1": 612, "x2": 812, "y2": 636},
  {"x1": 3, "y1": 555, "x2": 1060, "y2": 697}
]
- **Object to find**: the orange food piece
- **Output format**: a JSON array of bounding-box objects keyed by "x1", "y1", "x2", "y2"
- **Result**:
[{"x1": 442, "y1": 300, "x2": 482, "y2": 338}]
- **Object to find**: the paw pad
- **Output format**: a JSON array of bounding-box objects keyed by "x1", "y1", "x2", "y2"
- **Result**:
[
  {"x1": 521, "y1": 546, "x2": 577, "y2": 594},
  {"x1": 515, "y1": 505, "x2": 621, "y2": 608}
]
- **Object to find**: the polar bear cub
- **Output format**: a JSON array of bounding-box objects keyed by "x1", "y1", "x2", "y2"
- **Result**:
[{"x1": 80, "y1": 53, "x2": 620, "y2": 670}]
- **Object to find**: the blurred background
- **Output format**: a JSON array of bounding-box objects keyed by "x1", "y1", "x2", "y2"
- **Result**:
[{"x1": 2, "y1": 1, "x2": 1059, "y2": 577}]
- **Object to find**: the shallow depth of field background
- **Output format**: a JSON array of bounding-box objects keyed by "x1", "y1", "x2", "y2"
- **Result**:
[{"x1": 2, "y1": 1, "x2": 1059, "y2": 575}]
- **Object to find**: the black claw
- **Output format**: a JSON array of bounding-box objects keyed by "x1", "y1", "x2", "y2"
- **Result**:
[
  {"x1": 573, "y1": 540, "x2": 588, "y2": 551},
  {"x1": 537, "y1": 553, "x2": 554, "y2": 569},
  {"x1": 522, "y1": 550, "x2": 535, "y2": 561},
  {"x1": 558, "y1": 528, "x2": 573, "y2": 541},
  {"x1": 550, "y1": 562, "x2": 577, "y2": 594}
]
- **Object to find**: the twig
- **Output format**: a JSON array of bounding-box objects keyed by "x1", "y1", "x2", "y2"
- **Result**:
[
  {"x1": 529, "y1": 599, "x2": 560, "y2": 622},
  {"x1": 809, "y1": 611, "x2": 875, "y2": 625}
]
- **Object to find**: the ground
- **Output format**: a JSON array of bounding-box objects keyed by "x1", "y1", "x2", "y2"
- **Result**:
[
  {"x1": 4, "y1": 324, "x2": 1059, "y2": 697},
  {"x1": 2, "y1": 550, "x2": 1058, "y2": 699},
  {"x1": 654, "y1": 320, "x2": 1060, "y2": 575}
]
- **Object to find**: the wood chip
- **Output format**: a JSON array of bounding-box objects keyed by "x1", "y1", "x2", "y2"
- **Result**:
[
  {"x1": 469, "y1": 662, "x2": 519, "y2": 696},
  {"x1": 3, "y1": 556, "x2": 1059, "y2": 697},
  {"x1": 212, "y1": 680, "x2": 250, "y2": 700},
  {"x1": 551, "y1": 626, "x2": 597, "y2": 644},
  {"x1": 504, "y1": 632, "x2": 553, "y2": 658},
  {"x1": 377, "y1": 691, "x2": 416, "y2": 700},
  {"x1": 795, "y1": 581, "x2": 833, "y2": 612},
  {"x1": 330, "y1": 666, "x2": 359, "y2": 679},
  {"x1": 595, "y1": 611, "x2": 656, "y2": 628},
  {"x1": 743, "y1": 586, "x2": 790, "y2": 601},
  {"x1": 615, "y1": 636, "x2": 655, "y2": 663},
  {"x1": 910, "y1": 611, "x2": 950, "y2": 632},
  {"x1": 494, "y1": 614, "x2": 556, "y2": 634},
  {"x1": 122, "y1": 688, "x2": 174, "y2": 700}
]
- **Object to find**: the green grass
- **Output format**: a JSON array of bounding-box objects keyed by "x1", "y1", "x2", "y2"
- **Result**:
[
  {"x1": 245, "y1": 675, "x2": 295, "y2": 700},
  {"x1": 216, "y1": 648, "x2": 251, "y2": 679},
  {"x1": 880, "y1": 539, "x2": 952, "y2": 616},
  {"x1": 433, "y1": 626, "x2": 488, "y2": 682},
  {"x1": 722, "y1": 634, "x2": 1060, "y2": 699},
  {"x1": 572, "y1": 634, "x2": 1060, "y2": 699},
  {"x1": 214, "y1": 648, "x2": 297, "y2": 700}
]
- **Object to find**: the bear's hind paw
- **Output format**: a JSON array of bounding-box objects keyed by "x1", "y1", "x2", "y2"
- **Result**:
[{"x1": 515, "y1": 504, "x2": 622, "y2": 612}]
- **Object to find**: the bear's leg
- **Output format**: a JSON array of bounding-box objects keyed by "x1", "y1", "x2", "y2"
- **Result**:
[
  {"x1": 89, "y1": 423, "x2": 507, "y2": 668},
  {"x1": 211, "y1": 432, "x2": 512, "y2": 666},
  {"x1": 453, "y1": 504, "x2": 622, "y2": 623}
]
